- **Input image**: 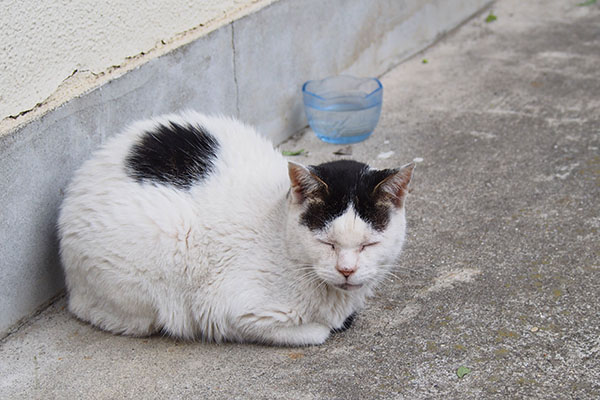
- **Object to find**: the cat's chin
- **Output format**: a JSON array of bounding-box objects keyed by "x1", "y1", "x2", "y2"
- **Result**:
[{"x1": 335, "y1": 283, "x2": 363, "y2": 291}]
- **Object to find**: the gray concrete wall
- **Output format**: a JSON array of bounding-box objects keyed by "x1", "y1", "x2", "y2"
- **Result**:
[{"x1": 0, "y1": 0, "x2": 491, "y2": 337}]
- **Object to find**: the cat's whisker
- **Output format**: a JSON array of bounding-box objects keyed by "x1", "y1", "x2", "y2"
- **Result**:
[
  {"x1": 314, "y1": 278, "x2": 330, "y2": 293},
  {"x1": 382, "y1": 271, "x2": 405, "y2": 282},
  {"x1": 287, "y1": 269, "x2": 325, "y2": 292},
  {"x1": 292, "y1": 275, "x2": 322, "y2": 289},
  {"x1": 377, "y1": 264, "x2": 438, "y2": 276}
]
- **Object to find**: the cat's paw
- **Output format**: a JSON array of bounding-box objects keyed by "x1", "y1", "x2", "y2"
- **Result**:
[
  {"x1": 236, "y1": 312, "x2": 330, "y2": 346},
  {"x1": 238, "y1": 308, "x2": 302, "y2": 326},
  {"x1": 291, "y1": 322, "x2": 331, "y2": 346},
  {"x1": 331, "y1": 312, "x2": 357, "y2": 334}
]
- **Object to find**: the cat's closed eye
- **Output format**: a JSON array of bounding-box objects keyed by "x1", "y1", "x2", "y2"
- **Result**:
[
  {"x1": 317, "y1": 240, "x2": 379, "y2": 252},
  {"x1": 360, "y1": 242, "x2": 380, "y2": 252},
  {"x1": 318, "y1": 240, "x2": 336, "y2": 250}
]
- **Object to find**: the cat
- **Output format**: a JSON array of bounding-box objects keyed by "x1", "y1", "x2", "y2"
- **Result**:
[{"x1": 58, "y1": 111, "x2": 414, "y2": 346}]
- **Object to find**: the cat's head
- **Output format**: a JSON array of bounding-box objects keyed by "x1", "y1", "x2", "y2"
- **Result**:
[{"x1": 285, "y1": 159, "x2": 414, "y2": 292}]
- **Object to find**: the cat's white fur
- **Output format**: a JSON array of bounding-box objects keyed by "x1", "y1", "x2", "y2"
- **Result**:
[{"x1": 58, "y1": 112, "x2": 410, "y2": 346}]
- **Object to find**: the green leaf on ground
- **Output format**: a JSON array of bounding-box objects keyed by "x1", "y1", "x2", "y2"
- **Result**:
[
  {"x1": 577, "y1": 0, "x2": 597, "y2": 6},
  {"x1": 282, "y1": 149, "x2": 305, "y2": 156},
  {"x1": 422, "y1": 59, "x2": 428, "y2": 64},
  {"x1": 457, "y1": 366, "x2": 471, "y2": 378},
  {"x1": 485, "y1": 13, "x2": 497, "y2": 23}
]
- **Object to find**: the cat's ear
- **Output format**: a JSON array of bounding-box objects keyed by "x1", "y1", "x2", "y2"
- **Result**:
[
  {"x1": 288, "y1": 161, "x2": 328, "y2": 204},
  {"x1": 373, "y1": 162, "x2": 415, "y2": 208}
]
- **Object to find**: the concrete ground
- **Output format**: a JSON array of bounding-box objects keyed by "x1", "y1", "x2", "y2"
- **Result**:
[{"x1": 1, "y1": 0, "x2": 598, "y2": 398}]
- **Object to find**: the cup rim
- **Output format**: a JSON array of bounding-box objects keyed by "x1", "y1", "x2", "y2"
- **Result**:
[{"x1": 302, "y1": 75, "x2": 382, "y2": 101}]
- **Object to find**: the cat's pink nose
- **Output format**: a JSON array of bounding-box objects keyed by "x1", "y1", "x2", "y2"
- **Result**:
[{"x1": 336, "y1": 266, "x2": 356, "y2": 278}]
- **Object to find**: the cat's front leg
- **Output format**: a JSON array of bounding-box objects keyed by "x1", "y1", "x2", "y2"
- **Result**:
[{"x1": 236, "y1": 308, "x2": 330, "y2": 346}]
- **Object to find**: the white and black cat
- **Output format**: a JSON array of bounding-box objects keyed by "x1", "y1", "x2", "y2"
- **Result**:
[{"x1": 58, "y1": 111, "x2": 414, "y2": 346}]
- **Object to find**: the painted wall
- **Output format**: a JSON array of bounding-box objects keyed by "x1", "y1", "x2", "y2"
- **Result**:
[{"x1": 0, "y1": 0, "x2": 265, "y2": 121}]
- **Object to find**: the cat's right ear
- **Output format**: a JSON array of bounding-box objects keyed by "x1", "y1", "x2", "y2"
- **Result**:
[
  {"x1": 372, "y1": 162, "x2": 415, "y2": 208},
  {"x1": 288, "y1": 161, "x2": 328, "y2": 204}
]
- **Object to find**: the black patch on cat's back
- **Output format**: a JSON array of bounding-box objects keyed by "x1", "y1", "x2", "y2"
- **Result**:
[
  {"x1": 302, "y1": 160, "x2": 395, "y2": 231},
  {"x1": 125, "y1": 121, "x2": 220, "y2": 189}
]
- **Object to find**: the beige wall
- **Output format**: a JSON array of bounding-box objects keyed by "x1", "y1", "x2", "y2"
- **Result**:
[{"x1": 0, "y1": 0, "x2": 266, "y2": 121}]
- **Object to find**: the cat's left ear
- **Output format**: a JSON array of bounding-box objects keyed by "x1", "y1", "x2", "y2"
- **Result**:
[
  {"x1": 373, "y1": 162, "x2": 415, "y2": 208},
  {"x1": 288, "y1": 161, "x2": 328, "y2": 205}
]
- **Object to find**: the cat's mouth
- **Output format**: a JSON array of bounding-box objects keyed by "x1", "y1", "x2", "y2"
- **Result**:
[{"x1": 336, "y1": 283, "x2": 363, "y2": 291}]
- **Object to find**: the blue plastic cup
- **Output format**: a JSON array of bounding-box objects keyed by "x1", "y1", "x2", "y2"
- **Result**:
[{"x1": 302, "y1": 76, "x2": 383, "y2": 144}]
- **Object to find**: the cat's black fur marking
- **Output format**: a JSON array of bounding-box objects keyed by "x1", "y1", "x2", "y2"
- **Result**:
[
  {"x1": 301, "y1": 160, "x2": 395, "y2": 231},
  {"x1": 331, "y1": 312, "x2": 357, "y2": 334},
  {"x1": 125, "y1": 122, "x2": 220, "y2": 189}
]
